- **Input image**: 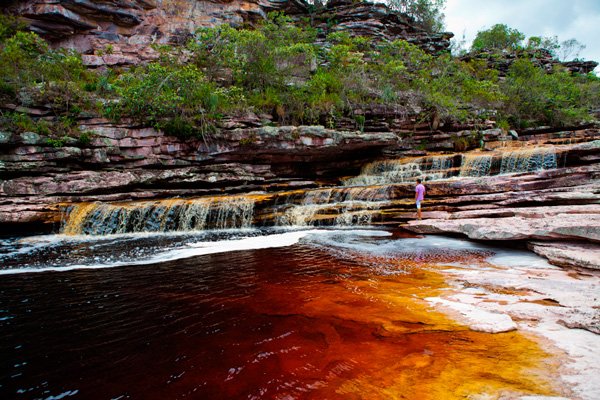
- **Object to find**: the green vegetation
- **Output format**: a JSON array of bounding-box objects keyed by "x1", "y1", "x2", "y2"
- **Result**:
[
  {"x1": 472, "y1": 24, "x2": 587, "y2": 61},
  {"x1": 472, "y1": 24, "x2": 526, "y2": 52},
  {"x1": 387, "y1": 0, "x2": 445, "y2": 32},
  {"x1": 0, "y1": 10, "x2": 598, "y2": 142},
  {"x1": 112, "y1": 62, "x2": 228, "y2": 137},
  {"x1": 502, "y1": 59, "x2": 598, "y2": 127},
  {"x1": 0, "y1": 16, "x2": 94, "y2": 143},
  {"x1": 468, "y1": 23, "x2": 599, "y2": 128}
]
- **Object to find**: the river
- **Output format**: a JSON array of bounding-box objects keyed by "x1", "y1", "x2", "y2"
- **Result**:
[{"x1": 1, "y1": 228, "x2": 599, "y2": 399}]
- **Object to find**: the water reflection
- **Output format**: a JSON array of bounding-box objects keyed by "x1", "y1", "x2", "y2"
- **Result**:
[{"x1": 0, "y1": 230, "x2": 559, "y2": 399}]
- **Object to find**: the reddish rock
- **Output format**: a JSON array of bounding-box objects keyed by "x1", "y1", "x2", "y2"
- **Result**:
[{"x1": 7, "y1": 0, "x2": 452, "y2": 69}]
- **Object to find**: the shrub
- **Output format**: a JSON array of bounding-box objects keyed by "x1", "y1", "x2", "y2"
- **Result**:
[
  {"x1": 0, "y1": 29, "x2": 94, "y2": 113},
  {"x1": 501, "y1": 59, "x2": 596, "y2": 127},
  {"x1": 113, "y1": 62, "x2": 229, "y2": 137},
  {"x1": 472, "y1": 24, "x2": 525, "y2": 52}
]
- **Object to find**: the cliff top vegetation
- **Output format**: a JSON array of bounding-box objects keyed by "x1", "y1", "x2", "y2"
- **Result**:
[{"x1": 0, "y1": 2, "x2": 599, "y2": 145}]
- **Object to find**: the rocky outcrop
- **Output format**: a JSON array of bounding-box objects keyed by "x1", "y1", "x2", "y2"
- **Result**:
[
  {"x1": 3, "y1": 0, "x2": 451, "y2": 67},
  {"x1": 0, "y1": 122, "x2": 399, "y2": 228},
  {"x1": 1, "y1": 121, "x2": 398, "y2": 175},
  {"x1": 460, "y1": 48, "x2": 599, "y2": 76},
  {"x1": 527, "y1": 242, "x2": 600, "y2": 270},
  {"x1": 406, "y1": 213, "x2": 600, "y2": 242},
  {"x1": 561, "y1": 60, "x2": 599, "y2": 74},
  {"x1": 312, "y1": 1, "x2": 452, "y2": 53},
  {"x1": 4, "y1": 0, "x2": 285, "y2": 66}
]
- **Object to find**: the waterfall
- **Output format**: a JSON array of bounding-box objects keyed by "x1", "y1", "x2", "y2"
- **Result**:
[
  {"x1": 62, "y1": 196, "x2": 255, "y2": 235},
  {"x1": 60, "y1": 146, "x2": 562, "y2": 236},
  {"x1": 459, "y1": 154, "x2": 493, "y2": 177},
  {"x1": 277, "y1": 186, "x2": 391, "y2": 226},
  {"x1": 345, "y1": 147, "x2": 559, "y2": 183},
  {"x1": 499, "y1": 147, "x2": 557, "y2": 174},
  {"x1": 343, "y1": 155, "x2": 455, "y2": 186}
]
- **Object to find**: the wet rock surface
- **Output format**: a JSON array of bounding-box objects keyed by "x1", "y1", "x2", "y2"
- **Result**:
[
  {"x1": 406, "y1": 214, "x2": 600, "y2": 242},
  {"x1": 400, "y1": 153, "x2": 600, "y2": 270}
]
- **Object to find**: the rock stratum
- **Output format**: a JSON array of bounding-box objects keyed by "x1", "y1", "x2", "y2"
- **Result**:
[
  {"x1": 2, "y1": 115, "x2": 600, "y2": 270},
  {"x1": 3, "y1": 0, "x2": 453, "y2": 67},
  {"x1": 402, "y1": 140, "x2": 600, "y2": 270}
]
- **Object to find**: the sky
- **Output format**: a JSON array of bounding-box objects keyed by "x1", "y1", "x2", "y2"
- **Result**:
[{"x1": 443, "y1": 0, "x2": 600, "y2": 72}]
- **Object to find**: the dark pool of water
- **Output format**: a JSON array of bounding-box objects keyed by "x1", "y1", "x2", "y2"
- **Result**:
[{"x1": 0, "y1": 230, "x2": 546, "y2": 399}]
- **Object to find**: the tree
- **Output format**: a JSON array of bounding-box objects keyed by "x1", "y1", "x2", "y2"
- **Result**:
[
  {"x1": 501, "y1": 59, "x2": 595, "y2": 128},
  {"x1": 471, "y1": 24, "x2": 525, "y2": 52},
  {"x1": 558, "y1": 38, "x2": 586, "y2": 61},
  {"x1": 387, "y1": 0, "x2": 446, "y2": 32},
  {"x1": 450, "y1": 30, "x2": 468, "y2": 56},
  {"x1": 526, "y1": 35, "x2": 559, "y2": 56}
]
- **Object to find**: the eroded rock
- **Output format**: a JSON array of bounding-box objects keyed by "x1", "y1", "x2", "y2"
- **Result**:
[
  {"x1": 528, "y1": 242, "x2": 600, "y2": 270},
  {"x1": 6, "y1": 0, "x2": 452, "y2": 68},
  {"x1": 405, "y1": 214, "x2": 600, "y2": 242}
]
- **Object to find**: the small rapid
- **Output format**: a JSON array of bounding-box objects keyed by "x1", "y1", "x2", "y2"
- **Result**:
[{"x1": 345, "y1": 146, "x2": 560, "y2": 184}]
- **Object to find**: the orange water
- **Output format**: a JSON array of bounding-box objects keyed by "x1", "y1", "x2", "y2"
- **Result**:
[{"x1": 0, "y1": 236, "x2": 559, "y2": 399}]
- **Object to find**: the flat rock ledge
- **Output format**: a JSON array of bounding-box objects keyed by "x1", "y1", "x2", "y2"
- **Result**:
[
  {"x1": 528, "y1": 242, "x2": 600, "y2": 271},
  {"x1": 404, "y1": 208, "x2": 600, "y2": 270}
]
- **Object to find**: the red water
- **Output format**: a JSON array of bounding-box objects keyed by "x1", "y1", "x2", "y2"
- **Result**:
[{"x1": 0, "y1": 236, "x2": 557, "y2": 399}]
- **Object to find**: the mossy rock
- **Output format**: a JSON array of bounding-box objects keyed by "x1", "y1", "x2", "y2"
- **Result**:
[
  {"x1": 19, "y1": 131, "x2": 42, "y2": 145},
  {"x1": 0, "y1": 131, "x2": 14, "y2": 144}
]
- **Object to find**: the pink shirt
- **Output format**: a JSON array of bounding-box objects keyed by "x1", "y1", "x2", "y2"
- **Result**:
[{"x1": 415, "y1": 183, "x2": 425, "y2": 201}]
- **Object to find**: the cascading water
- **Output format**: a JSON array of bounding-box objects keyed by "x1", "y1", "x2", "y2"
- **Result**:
[
  {"x1": 3, "y1": 141, "x2": 597, "y2": 400},
  {"x1": 343, "y1": 155, "x2": 455, "y2": 186},
  {"x1": 499, "y1": 147, "x2": 557, "y2": 174},
  {"x1": 62, "y1": 196, "x2": 256, "y2": 235},
  {"x1": 59, "y1": 147, "x2": 561, "y2": 235},
  {"x1": 343, "y1": 147, "x2": 559, "y2": 184},
  {"x1": 277, "y1": 186, "x2": 392, "y2": 226},
  {"x1": 459, "y1": 154, "x2": 493, "y2": 177}
]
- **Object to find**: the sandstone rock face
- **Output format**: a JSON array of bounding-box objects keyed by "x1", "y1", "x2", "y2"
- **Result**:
[
  {"x1": 3, "y1": 0, "x2": 451, "y2": 67},
  {"x1": 4, "y1": 0, "x2": 306, "y2": 66},
  {"x1": 313, "y1": 1, "x2": 452, "y2": 53},
  {"x1": 0, "y1": 121, "x2": 399, "y2": 227}
]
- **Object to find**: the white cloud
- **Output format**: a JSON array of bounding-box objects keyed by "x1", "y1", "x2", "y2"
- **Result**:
[{"x1": 444, "y1": 0, "x2": 600, "y2": 71}]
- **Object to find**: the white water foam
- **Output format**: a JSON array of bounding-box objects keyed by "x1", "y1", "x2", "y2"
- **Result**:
[
  {"x1": 3, "y1": 230, "x2": 598, "y2": 398},
  {"x1": 0, "y1": 229, "x2": 391, "y2": 275}
]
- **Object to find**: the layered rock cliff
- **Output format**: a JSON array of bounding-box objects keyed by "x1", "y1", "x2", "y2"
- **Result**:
[{"x1": 3, "y1": 0, "x2": 452, "y2": 68}]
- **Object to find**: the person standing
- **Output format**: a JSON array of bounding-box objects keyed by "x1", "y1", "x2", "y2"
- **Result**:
[{"x1": 415, "y1": 178, "x2": 425, "y2": 220}]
